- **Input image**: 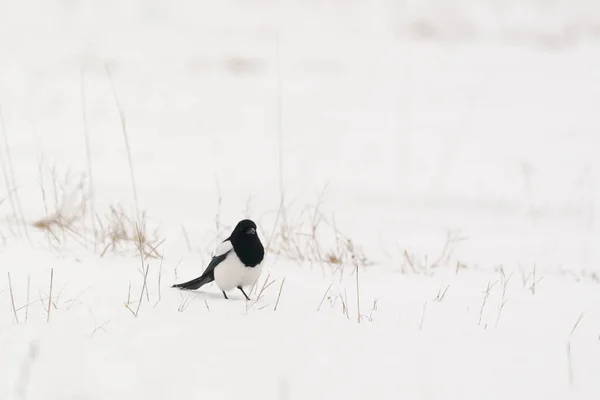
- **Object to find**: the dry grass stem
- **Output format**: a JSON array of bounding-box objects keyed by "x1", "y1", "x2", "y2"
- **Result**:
[
  {"x1": 567, "y1": 341, "x2": 574, "y2": 386},
  {"x1": 419, "y1": 301, "x2": 427, "y2": 331},
  {"x1": 434, "y1": 284, "x2": 450, "y2": 302},
  {"x1": 0, "y1": 105, "x2": 29, "y2": 240},
  {"x1": 354, "y1": 249, "x2": 361, "y2": 324},
  {"x1": 153, "y1": 258, "x2": 163, "y2": 308},
  {"x1": 316, "y1": 282, "x2": 333, "y2": 312},
  {"x1": 25, "y1": 276, "x2": 30, "y2": 322},
  {"x1": 570, "y1": 312, "x2": 586, "y2": 337},
  {"x1": 133, "y1": 263, "x2": 150, "y2": 318},
  {"x1": 8, "y1": 272, "x2": 19, "y2": 324},
  {"x1": 105, "y1": 64, "x2": 139, "y2": 221},
  {"x1": 267, "y1": 189, "x2": 368, "y2": 268},
  {"x1": 246, "y1": 273, "x2": 276, "y2": 311},
  {"x1": 0, "y1": 108, "x2": 22, "y2": 237},
  {"x1": 401, "y1": 231, "x2": 466, "y2": 274},
  {"x1": 47, "y1": 268, "x2": 54, "y2": 323},
  {"x1": 274, "y1": 277, "x2": 286, "y2": 311},
  {"x1": 182, "y1": 225, "x2": 192, "y2": 252},
  {"x1": 495, "y1": 268, "x2": 513, "y2": 328},
  {"x1": 80, "y1": 67, "x2": 98, "y2": 250},
  {"x1": 479, "y1": 280, "x2": 498, "y2": 327},
  {"x1": 177, "y1": 292, "x2": 196, "y2": 312}
]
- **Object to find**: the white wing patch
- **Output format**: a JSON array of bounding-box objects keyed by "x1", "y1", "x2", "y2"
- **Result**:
[{"x1": 214, "y1": 240, "x2": 233, "y2": 257}]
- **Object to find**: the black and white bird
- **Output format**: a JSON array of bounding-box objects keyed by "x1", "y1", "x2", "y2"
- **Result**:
[{"x1": 171, "y1": 219, "x2": 265, "y2": 300}]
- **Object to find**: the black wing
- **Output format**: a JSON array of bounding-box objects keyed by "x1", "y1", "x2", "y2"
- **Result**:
[{"x1": 171, "y1": 250, "x2": 231, "y2": 291}]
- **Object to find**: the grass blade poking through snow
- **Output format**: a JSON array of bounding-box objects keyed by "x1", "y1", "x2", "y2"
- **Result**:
[
  {"x1": 8, "y1": 272, "x2": 19, "y2": 324},
  {"x1": 317, "y1": 282, "x2": 333, "y2": 312},
  {"x1": 274, "y1": 277, "x2": 286, "y2": 311},
  {"x1": 105, "y1": 64, "x2": 139, "y2": 222},
  {"x1": 80, "y1": 67, "x2": 98, "y2": 250},
  {"x1": 47, "y1": 269, "x2": 54, "y2": 323},
  {"x1": 0, "y1": 105, "x2": 28, "y2": 239},
  {"x1": 25, "y1": 276, "x2": 30, "y2": 323},
  {"x1": 355, "y1": 253, "x2": 360, "y2": 324}
]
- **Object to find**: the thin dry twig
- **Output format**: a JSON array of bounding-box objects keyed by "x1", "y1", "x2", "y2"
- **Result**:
[
  {"x1": 354, "y1": 250, "x2": 361, "y2": 324},
  {"x1": 316, "y1": 282, "x2": 333, "y2": 312},
  {"x1": 402, "y1": 249, "x2": 417, "y2": 274},
  {"x1": 433, "y1": 284, "x2": 450, "y2": 302},
  {"x1": 266, "y1": 196, "x2": 285, "y2": 254},
  {"x1": 66, "y1": 286, "x2": 92, "y2": 311},
  {"x1": 419, "y1": 301, "x2": 427, "y2": 331},
  {"x1": 530, "y1": 264, "x2": 542, "y2": 295},
  {"x1": 495, "y1": 269, "x2": 513, "y2": 328},
  {"x1": 0, "y1": 106, "x2": 30, "y2": 241},
  {"x1": 274, "y1": 277, "x2": 286, "y2": 311},
  {"x1": 80, "y1": 67, "x2": 97, "y2": 250},
  {"x1": 570, "y1": 312, "x2": 586, "y2": 337},
  {"x1": 8, "y1": 272, "x2": 19, "y2": 324},
  {"x1": 25, "y1": 276, "x2": 30, "y2": 322},
  {"x1": 343, "y1": 289, "x2": 350, "y2": 319},
  {"x1": 247, "y1": 273, "x2": 276, "y2": 311},
  {"x1": 177, "y1": 292, "x2": 197, "y2": 312},
  {"x1": 0, "y1": 106, "x2": 23, "y2": 237},
  {"x1": 182, "y1": 225, "x2": 192, "y2": 252},
  {"x1": 567, "y1": 341, "x2": 574, "y2": 386},
  {"x1": 126, "y1": 280, "x2": 132, "y2": 306},
  {"x1": 105, "y1": 64, "x2": 139, "y2": 221},
  {"x1": 133, "y1": 265, "x2": 150, "y2": 317},
  {"x1": 367, "y1": 299, "x2": 379, "y2": 322},
  {"x1": 479, "y1": 280, "x2": 498, "y2": 327},
  {"x1": 154, "y1": 258, "x2": 163, "y2": 308},
  {"x1": 47, "y1": 269, "x2": 54, "y2": 323}
]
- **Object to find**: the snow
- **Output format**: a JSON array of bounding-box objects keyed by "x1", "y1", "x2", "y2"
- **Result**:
[{"x1": 1, "y1": 0, "x2": 600, "y2": 399}]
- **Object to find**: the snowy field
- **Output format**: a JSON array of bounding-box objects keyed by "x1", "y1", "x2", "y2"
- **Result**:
[{"x1": 1, "y1": 0, "x2": 600, "y2": 399}]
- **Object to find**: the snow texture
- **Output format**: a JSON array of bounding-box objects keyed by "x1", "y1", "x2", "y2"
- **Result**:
[{"x1": 1, "y1": 0, "x2": 600, "y2": 399}]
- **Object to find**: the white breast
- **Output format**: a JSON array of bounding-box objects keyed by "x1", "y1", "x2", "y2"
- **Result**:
[
  {"x1": 213, "y1": 251, "x2": 263, "y2": 292},
  {"x1": 242, "y1": 262, "x2": 263, "y2": 288}
]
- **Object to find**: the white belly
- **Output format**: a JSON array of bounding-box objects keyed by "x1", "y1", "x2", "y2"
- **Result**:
[{"x1": 213, "y1": 252, "x2": 263, "y2": 292}]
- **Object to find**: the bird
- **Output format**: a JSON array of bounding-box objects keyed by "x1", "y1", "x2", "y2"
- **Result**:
[{"x1": 172, "y1": 219, "x2": 265, "y2": 300}]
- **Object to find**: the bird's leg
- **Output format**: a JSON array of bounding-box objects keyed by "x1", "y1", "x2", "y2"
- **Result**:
[
  {"x1": 238, "y1": 286, "x2": 250, "y2": 301},
  {"x1": 222, "y1": 291, "x2": 229, "y2": 300}
]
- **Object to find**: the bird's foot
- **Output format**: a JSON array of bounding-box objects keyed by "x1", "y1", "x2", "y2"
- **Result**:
[{"x1": 238, "y1": 287, "x2": 251, "y2": 301}]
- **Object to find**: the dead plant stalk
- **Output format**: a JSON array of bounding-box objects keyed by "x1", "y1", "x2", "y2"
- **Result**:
[
  {"x1": 47, "y1": 268, "x2": 54, "y2": 323},
  {"x1": 317, "y1": 282, "x2": 333, "y2": 312},
  {"x1": 8, "y1": 272, "x2": 19, "y2": 323},
  {"x1": 495, "y1": 269, "x2": 513, "y2": 328},
  {"x1": 80, "y1": 67, "x2": 98, "y2": 249},
  {"x1": 25, "y1": 276, "x2": 30, "y2": 322},
  {"x1": 274, "y1": 277, "x2": 286, "y2": 311},
  {"x1": 0, "y1": 105, "x2": 28, "y2": 239},
  {"x1": 355, "y1": 258, "x2": 360, "y2": 324},
  {"x1": 479, "y1": 280, "x2": 498, "y2": 327},
  {"x1": 105, "y1": 65, "x2": 139, "y2": 221},
  {"x1": 419, "y1": 301, "x2": 427, "y2": 331}
]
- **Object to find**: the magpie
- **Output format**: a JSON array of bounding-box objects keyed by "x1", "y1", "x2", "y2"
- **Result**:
[{"x1": 172, "y1": 219, "x2": 265, "y2": 300}]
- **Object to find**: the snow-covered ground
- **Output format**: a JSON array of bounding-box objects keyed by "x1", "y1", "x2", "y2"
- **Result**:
[{"x1": 1, "y1": 0, "x2": 600, "y2": 399}]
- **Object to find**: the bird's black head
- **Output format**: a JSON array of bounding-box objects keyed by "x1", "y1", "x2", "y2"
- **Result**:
[
  {"x1": 229, "y1": 219, "x2": 264, "y2": 267},
  {"x1": 233, "y1": 219, "x2": 258, "y2": 236}
]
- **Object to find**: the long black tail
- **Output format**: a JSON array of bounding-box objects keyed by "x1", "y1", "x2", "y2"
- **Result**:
[{"x1": 171, "y1": 274, "x2": 213, "y2": 291}]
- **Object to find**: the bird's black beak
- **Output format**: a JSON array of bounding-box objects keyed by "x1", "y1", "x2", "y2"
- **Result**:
[{"x1": 246, "y1": 227, "x2": 256, "y2": 235}]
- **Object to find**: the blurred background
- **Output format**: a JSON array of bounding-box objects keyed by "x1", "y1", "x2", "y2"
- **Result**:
[{"x1": 0, "y1": 0, "x2": 599, "y2": 273}]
